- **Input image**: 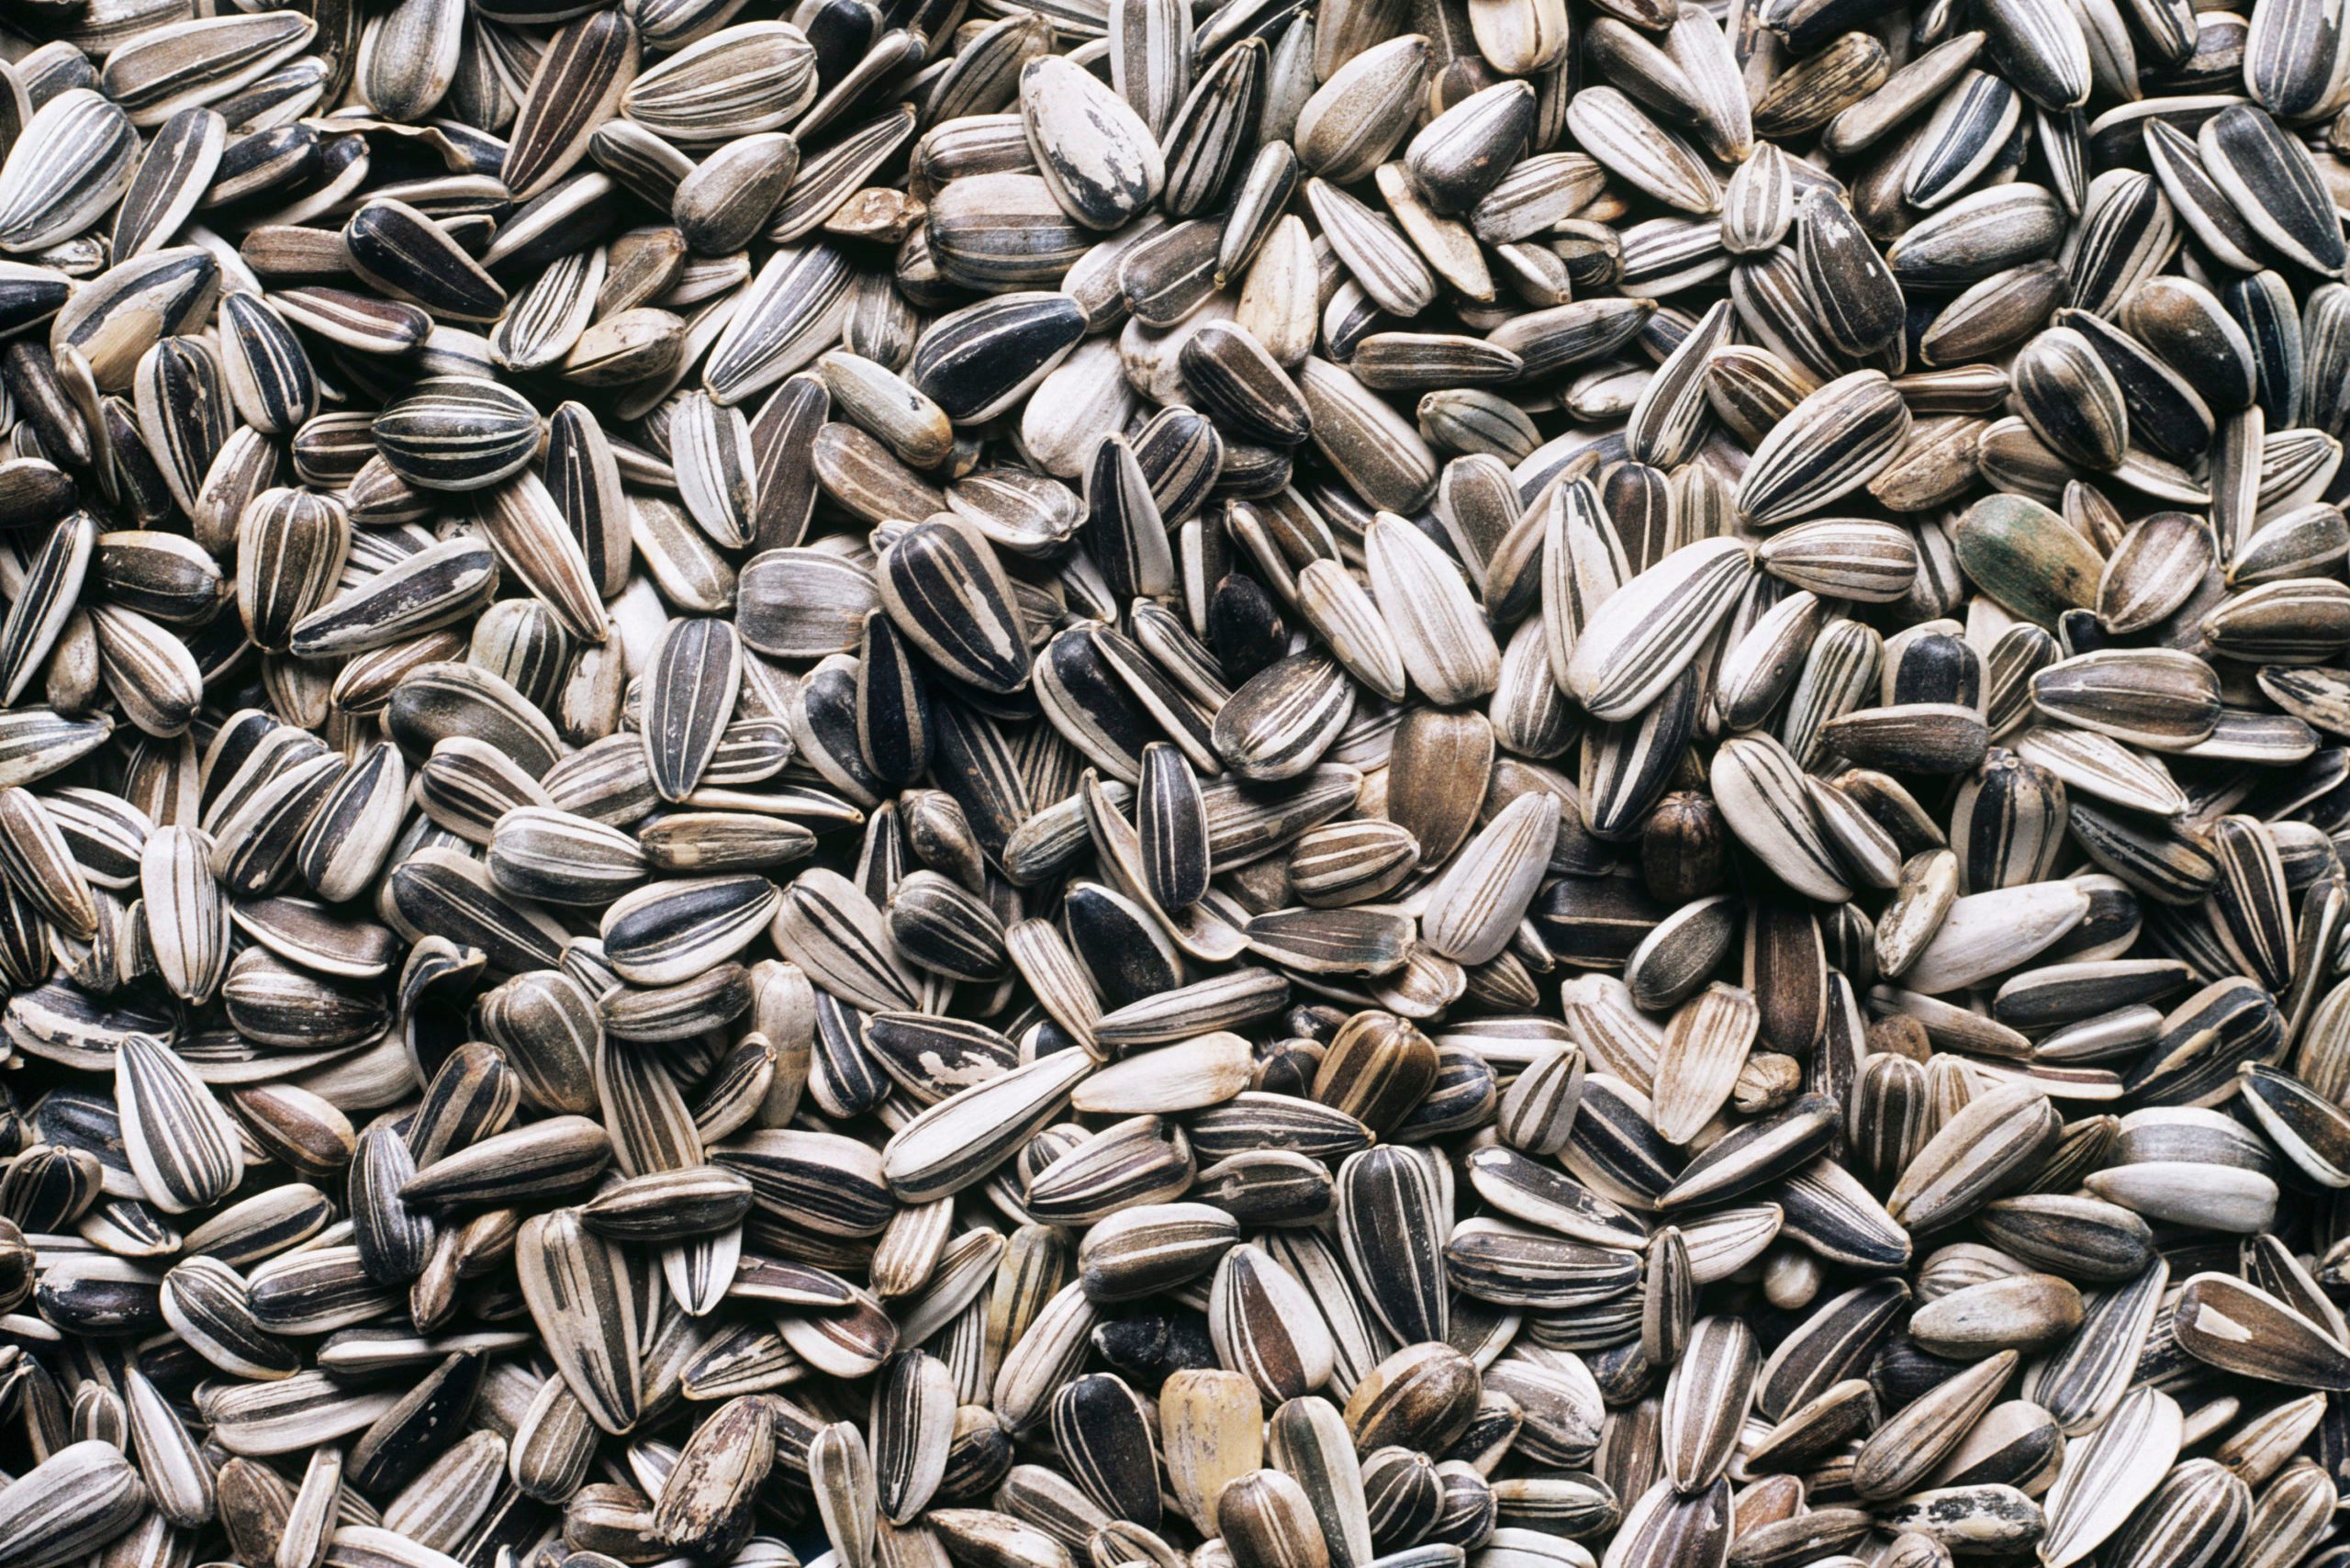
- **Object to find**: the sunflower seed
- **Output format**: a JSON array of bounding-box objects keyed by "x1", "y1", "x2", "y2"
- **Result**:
[{"x1": 0, "y1": 0, "x2": 2336, "y2": 1552}]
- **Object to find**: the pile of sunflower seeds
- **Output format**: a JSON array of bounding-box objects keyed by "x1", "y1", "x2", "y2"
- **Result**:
[{"x1": 7, "y1": 0, "x2": 2350, "y2": 1564}]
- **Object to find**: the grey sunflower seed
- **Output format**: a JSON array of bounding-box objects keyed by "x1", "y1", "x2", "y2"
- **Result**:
[
  {"x1": 2201, "y1": 104, "x2": 2345, "y2": 277},
  {"x1": 1737, "y1": 370, "x2": 1913, "y2": 526},
  {"x1": 0, "y1": 92, "x2": 137, "y2": 254},
  {"x1": 117, "y1": 1032, "x2": 242, "y2": 1214},
  {"x1": 0, "y1": 1441, "x2": 149, "y2": 1568}
]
